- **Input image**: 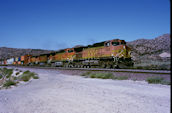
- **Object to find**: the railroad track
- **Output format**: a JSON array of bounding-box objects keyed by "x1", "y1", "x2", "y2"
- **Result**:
[
  {"x1": 1, "y1": 65, "x2": 170, "y2": 74},
  {"x1": 55, "y1": 67, "x2": 171, "y2": 74}
]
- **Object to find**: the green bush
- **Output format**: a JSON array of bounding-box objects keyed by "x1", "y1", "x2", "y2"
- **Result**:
[
  {"x1": 89, "y1": 73, "x2": 114, "y2": 79},
  {"x1": 33, "y1": 75, "x2": 39, "y2": 79},
  {"x1": 102, "y1": 73, "x2": 114, "y2": 79},
  {"x1": 0, "y1": 68, "x2": 39, "y2": 89},
  {"x1": 13, "y1": 76, "x2": 18, "y2": 80},
  {"x1": 23, "y1": 70, "x2": 30, "y2": 74},
  {"x1": 81, "y1": 71, "x2": 92, "y2": 76},
  {"x1": 146, "y1": 76, "x2": 164, "y2": 84},
  {"x1": 90, "y1": 74, "x2": 96, "y2": 78},
  {"x1": 3, "y1": 80, "x2": 16, "y2": 87},
  {"x1": 20, "y1": 71, "x2": 38, "y2": 82},
  {"x1": 3, "y1": 68, "x2": 13, "y2": 78},
  {"x1": 81, "y1": 72, "x2": 129, "y2": 80},
  {"x1": 20, "y1": 74, "x2": 32, "y2": 82}
]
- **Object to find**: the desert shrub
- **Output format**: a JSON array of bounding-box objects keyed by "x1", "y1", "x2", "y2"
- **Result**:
[
  {"x1": 81, "y1": 72, "x2": 129, "y2": 80},
  {"x1": 0, "y1": 68, "x2": 39, "y2": 89},
  {"x1": 32, "y1": 75, "x2": 39, "y2": 79},
  {"x1": 146, "y1": 76, "x2": 170, "y2": 85},
  {"x1": 146, "y1": 76, "x2": 164, "y2": 84},
  {"x1": 99, "y1": 73, "x2": 114, "y2": 79},
  {"x1": 90, "y1": 73, "x2": 96, "y2": 78},
  {"x1": 23, "y1": 70, "x2": 30, "y2": 74},
  {"x1": 13, "y1": 76, "x2": 18, "y2": 80},
  {"x1": 0, "y1": 68, "x2": 13, "y2": 78},
  {"x1": 81, "y1": 71, "x2": 92, "y2": 76},
  {"x1": 89, "y1": 73, "x2": 114, "y2": 79},
  {"x1": 6, "y1": 68, "x2": 13, "y2": 78},
  {"x1": 20, "y1": 74, "x2": 32, "y2": 82},
  {"x1": 20, "y1": 71, "x2": 38, "y2": 82},
  {"x1": 3, "y1": 80, "x2": 16, "y2": 87}
]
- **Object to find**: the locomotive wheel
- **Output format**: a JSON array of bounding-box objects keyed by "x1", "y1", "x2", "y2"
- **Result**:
[
  {"x1": 100, "y1": 64, "x2": 106, "y2": 68},
  {"x1": 69, "y1": 65, "x2": 73, "y2": 68},
  {"x1": 87, "y1": 65, "x2": 90, "y2": 68},
  {"x1": 106, "y1": 64, "x2": 112, "y2": 69}
]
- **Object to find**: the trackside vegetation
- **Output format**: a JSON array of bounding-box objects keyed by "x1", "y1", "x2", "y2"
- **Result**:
[
  {"x1": 81, "y1": 71, "x2": 170, "y2": 85},
  {"x1": 0, "y1": 68, "x2": 39, "y2": 89},
  {"x1": 81, "y1": 72, "x2": 128, "y2": 80},
  {"x1": 146, "y1": 76, "x2": 170, "y2": 85}
]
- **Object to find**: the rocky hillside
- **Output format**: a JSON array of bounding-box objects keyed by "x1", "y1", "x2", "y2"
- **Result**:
[
  {"x1": 0, "y1": 47, "x2": 53, "y2": 60},
  {"x1": 127, "y1": 34, "x2": 170, "y2": 60},
  {"x1": 127, "y1": 34, "x2": 170, "y2": 69}
]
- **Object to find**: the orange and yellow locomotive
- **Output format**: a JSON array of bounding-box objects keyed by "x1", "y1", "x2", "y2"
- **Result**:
[
  {"x1": 46, "y1": 39, "x2": 133, "y2": 68},
  {"x1": 2, "y1": 39, "x2": 133, "y2": 68}
]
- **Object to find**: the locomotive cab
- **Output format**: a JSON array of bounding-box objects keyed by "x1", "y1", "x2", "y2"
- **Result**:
[
  {"x1": 111, "y1": 39, "x2": 133, "y2": 68},
  {"x1": 64, "y1": 48, "x2": 76, "y2": 61}
]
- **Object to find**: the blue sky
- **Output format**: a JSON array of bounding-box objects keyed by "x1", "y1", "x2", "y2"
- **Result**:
[{"x1": 0, "y1": 0, "x2": 170, "y2": 50}]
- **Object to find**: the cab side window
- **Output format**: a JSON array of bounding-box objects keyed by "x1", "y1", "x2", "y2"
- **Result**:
[
  {"x1": 112, "y1": 42, "x2": 119, "y2": 46},
  {"x1": 68, "y1": 50, "x2": 74, "y2": 53},
  {"x1": 105, "y1": 42, "x2": 110, "y2": 47}
]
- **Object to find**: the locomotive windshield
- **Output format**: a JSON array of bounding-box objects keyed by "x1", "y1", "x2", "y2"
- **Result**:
[
  {"x1": 68, "y1": 50, "x2": 74, "y2": 53},
  {"x1": 112, "y1": 42, "x2": 119, "y2": 46},
  {"x1": 121, "y1": 41, "x2": 126, "y2": 45}
]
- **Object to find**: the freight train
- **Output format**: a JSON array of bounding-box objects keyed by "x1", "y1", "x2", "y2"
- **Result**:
[{"x1": 0, "y1": 39, "x2": 133, "y2": 68}]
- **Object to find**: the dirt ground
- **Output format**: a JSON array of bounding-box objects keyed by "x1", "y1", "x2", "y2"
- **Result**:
[{"x1": 0, "y1": 67, "x2": 170, "y2": 113}]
